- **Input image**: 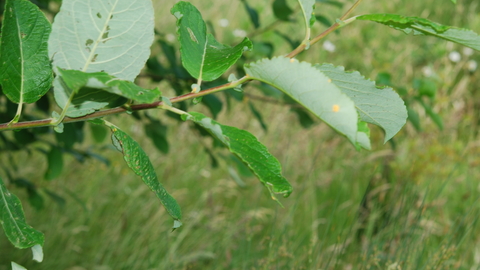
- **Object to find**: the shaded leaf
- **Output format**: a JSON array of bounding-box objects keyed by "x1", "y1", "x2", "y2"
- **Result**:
[
  {"x1": 357, "y1": 14, "x2": 480, "y2": 51},
  {"x1": 89, "y1": 122, "x2": 108, "y2": 144},
  {"x1": 241, "y1": 0, "x2": 260, "y2": 29},
  {"x1": 171, "y1": 1, "x2": 253, "y2": 83},
  {"x1": 316, "y1": 63, "x2": 407, "y2": 142},
  {"x1": 291, "y1": 107, "x2": 315, "y2": 129},
  {"x1": 145, "y1": 120, "x2": 169, "y2": 154},
  {"x1": 57, "y1": 69, "x2": 161, "y2": 104},
  {"x1": 0, "y1": 0, "x2": 52, "y2": 105},
  {"x1": 49, "y1": 0, "x2": 155, "y2": 116},
  {"x1": 245, "y1": 57, "x2": 359, "y2": 144},
  {"x1": 407, "y1": 107, "x2": 421, "y2": 131},
  {"x1": 0, "y1": 176, "x2": 44, "y2": 249},
  {"x1": 106, "y1": 122, "x2": 182, "y2": 226},
  {"x1": 249, "y1": 101, "x2": 268, "y2": 131},
  {"x1": 202, "y1": 94, "x2": 223, "y2": 119},
  {"x1": 184, "y1": 112, "x2": 293, "y2": 198},
  {"x1": 11, "y1": 262, "x2": 27, "y2": 270},
  {"x1": 273, "y1": 0, "x2": 293, "y2": 21},
  {"x1": 44, "y1": 146, "x2": 63, "y2": 181},
  {"x1": 316, "y1": 0, "x2": 343, "y2": 8}
]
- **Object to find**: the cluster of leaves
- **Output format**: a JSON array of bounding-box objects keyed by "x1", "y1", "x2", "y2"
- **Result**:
[{"x1": 0, "y1": 0, "x2": 478, "y2": 268}]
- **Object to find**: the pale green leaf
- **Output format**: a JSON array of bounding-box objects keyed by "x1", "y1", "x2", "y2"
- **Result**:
[
  {"x1": 57, "y1": 69, "x2": 161, "y2": 104},
  {"x1": 0, "y1": 177, "x2": 44, "y2": 249},
  {"x1": 298, "y1": 0, "x2": 316, "y2": 32},
  {"x1": 105, "y1": 122, "x2": 182, "y2": 226},
  {"x1": 244, "y1": 57, "x2": 359, "y2": 144},
  {"x1": 11, "y1": 262, "x2": 27, "y2": 270},
  {"x1": 357, "y1": 14, "x2": 480, "y2": 51},
  {"x1": 49, "y1": 0, "x2": 155, "y2": 117},
  {"x1": 315, "y1": 63, "x2": 407, "y2": 142},
  {"x1": 0, "y1": 0, "x2": 52, "y2": 103},
  {"x1": 171, "y1": 1, "x2": 253, "y2": 83},
  {"x1": 184, "y1": 112, "x2": 293, "y2": 198},
  {"x1": 31, "y1": 244, "x2": 43, "y2": 262}
]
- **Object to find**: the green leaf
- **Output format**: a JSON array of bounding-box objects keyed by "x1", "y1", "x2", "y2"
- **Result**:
[
  {"x1": 356, "y1": 121, "x2": 371, "y2": 150},
  {"x1": 171, "y1": 1, "x2": 253, "y2": 83},
  {"x1": 357, "y1": 14, "x2": 480, "y2": 51},
  {"x1": 11, "y1": 262, "x2": 27, "y2": 270},
  {"x1": 407, "y1": 107, "x2": 421, "y2": 131},
  {"x1": 145, "y1": 120, "x2": 169, "y2": 154},
  {"x1": 183, "y1": 112, "x2": 293, "y2": 198},
  {"x1": 44, "y1": 146, "x2": 63, "y2": 181},
  {"x1": 450, "y1": 0, "x2": 457, "y2": 3},
  {"x1": 49, "y1": 0, "x2": 155, "y2": 116},
  {"x1": 316, "y1": 63, "x2": 407, "y2": 142},
  {"x1": 297, "y1": 0, "x2": 316, "y2": 37},
  {"x1": 0, "y1": 176, "x2": 44, "y2": 249},
  {"x1": 57, "y1": 69, "x2": 161, "y2": 104},
  {"x1": 202, "y1": 94, "x2": 223, "y2": 119},
  {"x1": 316, "y1": 0, "x2": 343, "y2": 8},
  {"x1": 248, "y1": 101, "x2": 268, "y2": 131},
  {"x1": 105, "y1": 122, "x2": 182, "y2": 226},
  {"x1": 273, "y1": 0, "x2": 294, "y2": 21},
  {"x1": 244, "y1": 57, "x2": 359, "y2": 145},
  {"x1": 0, "y1": 0, "x2": 52, "y2": 117},
  {"x1": 89, "y1": 122, "x2": 108, "y2": 144},
  {"x1": 241, "y1": 0, "x2": 260, "y2": 29}
]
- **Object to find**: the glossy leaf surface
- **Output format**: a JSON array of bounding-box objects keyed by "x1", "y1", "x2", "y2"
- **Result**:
[
  {"x1": 357, "y1": 14, "x2": 480, "y2": 51},
  {"x1": 245, "y1": 57, "x2": 359, "y2": 144},
  {"x1": 316, "y1": 63, "x2": 407, "y2": 142},
  {"x1": 106, "y1": 122, "x2": 182, "y2": 227},
  {"x1": 0, "y1": 177, "x2": 44, "y2": 249},
  {"x1": 184, "y1": 112, "x2": 293, "y2": 198},
  {"x1": 171, "y1": 1, "x2": 253, "y2": 83},
  {"x1": 0, "y1": 0, "x2": 52, "y2": 104}
]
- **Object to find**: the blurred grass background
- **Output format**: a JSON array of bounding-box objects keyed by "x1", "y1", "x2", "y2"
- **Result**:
[{"x1": 1, "y1": 0, "x2": 480, "y2": 269}]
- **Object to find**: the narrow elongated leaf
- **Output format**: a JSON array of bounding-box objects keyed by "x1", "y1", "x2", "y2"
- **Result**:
[
  {"x1": 245, "y1": 57, "x2": 359, "y2": 144},
  {"x1": 58, "y1": 69, "x2": 161, "y2": 104},
  {"x1": 316, "y1": 63, "x2": 407, "y2": 142},
  {"x1": 183, "y1": 112, "x2": 292, "y2": 198},
  {"x1": 0, "y1": 176, "x2": 44, "y2": 249},
  {"x1": 49, "y1": 0, "x2": 155, "y2": 117},
  {"x1": 273, "y1": 0, "x2": 293, "y2": 21},
  {"x1": 0, "y1": 0, "x2": 52, "y2": 104},
  {"x1": 44, "y1": 146, "x2": 63, "y2": 181},
  {"x1": 298, "y1": 0, "x2": 316, "y2": 37},
  {"x1": 105, "y1": 122, "x2": 182, "y2": 227},
  {"x1": 357, "y1": 14, "x2": 480, "y2": 51},
  {"x1": 11, "y1": 262, "x2": 27, "y2": 270},
  {"x1": 171, "y1": 1, "x2": 253, "y2": 83},
  {"x1": 241, "y1": 0, "x2": 260, "y2": 29}
]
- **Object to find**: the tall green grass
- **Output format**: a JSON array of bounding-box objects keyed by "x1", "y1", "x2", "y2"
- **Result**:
[{"x1": 1, "y1": 0, "x2": 480, "y2": 269}]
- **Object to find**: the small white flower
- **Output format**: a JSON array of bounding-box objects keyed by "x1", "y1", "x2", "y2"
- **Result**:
[
  {"x1": 463, "y1": 47, "x2": 474, "y2": 56},
  {"x1": 323, "y1": 40, "x2": 336, "y2": 52},
  {"x1": 219, "y1": 18, "x2": 229, "y2": 28},
  {"x1": 233, "y1": 29, "x2": 247, "y2": 38},
  {"x1": 467, "y1": 60, "x2": 478, "y2": 72},
  {"x1": 422, "y1": 66, "x2": 434, "y2": 77},
  {"x1": 448, "y1": 51, "x2": 461, "y2": 62}
]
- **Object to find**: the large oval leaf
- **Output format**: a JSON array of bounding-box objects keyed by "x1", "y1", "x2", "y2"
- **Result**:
[
  {"x1": 171, "y1": 1, "x2": 253, "y2": 84},
  {"x1": 357, "y1": 14, "x2": 480, "y2": 51},
  {"x1": 184, "y1": 112, "x2": 292, "y2": 199},
  {"x1": 104, "y1": 121, "x2": 182, "y2": 229},
  {"x1": 49, "y1": 0, "x2": 155, "y2": 117},
  {"x1": 244, "y1": 57, "x2": 359, "y2": 144},
  {"x1": 0, "y1": 176, "x2": 44, "y2": 249},
  {"x1": 0, "y1": 0, "x2": 52, "y2": 106},
  {"x1": 316, "y1": 63, "x2": 407, "y2": 142}
]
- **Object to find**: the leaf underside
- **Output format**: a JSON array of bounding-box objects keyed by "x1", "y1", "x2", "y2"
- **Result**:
[
  {"x1": 48, "y1": 0, "x2": 155, "y2": 117},
  {"x1": 298, "y1": 0, "x2": 316, "y2": 28},
  {"x1": 184, "y1": 112, "x2": 293, "y2": 198},
  {"x1": 0, "y1": 0, "x2": 52, "y2": 104},
  {"x1": 171, "y1": 1, "x2": 253, "y2": 82},
  {"x1": 316, "y1": 63, "x2": 407, "y2": 142},
  {"x1": 106, "y1": 123, "x2": 182, "y2": 226},
  {"x1": 357, "y1": 14, "x2": 480, "y2": 51},
  {"x1": 245, "y1": 57, "x2": 359, "y2": 145},
  {"x1": 0, "y1": 177, "x2": 44, "y2": 249}
]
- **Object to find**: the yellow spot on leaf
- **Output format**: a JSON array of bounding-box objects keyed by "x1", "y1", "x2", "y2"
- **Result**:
[
  {"x1": 332, "y1": 104, "x2": 340, "y2": 112},
  {"x1": 328, "y1": 79, "x2": 332, "y2": 83},
  {"x1": 290, "y1": 58, "x2": 295, "y2": 63}
]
